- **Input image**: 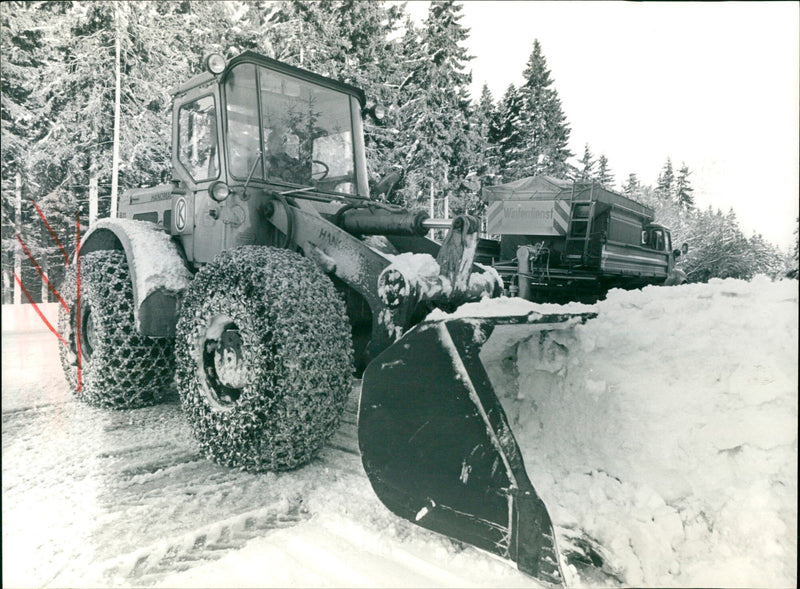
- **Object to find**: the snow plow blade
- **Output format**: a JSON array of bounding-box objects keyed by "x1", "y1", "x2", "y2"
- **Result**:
[{"x1": 359, "y1": 311, "x2": 595, "y2": 586}]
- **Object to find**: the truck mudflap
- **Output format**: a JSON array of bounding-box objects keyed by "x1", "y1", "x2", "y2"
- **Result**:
[{"x1": 359, "y1": 311, "x2": 596, "y2": 586}]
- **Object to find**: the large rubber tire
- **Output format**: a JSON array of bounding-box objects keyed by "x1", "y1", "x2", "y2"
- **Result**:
[
  {"x1": 174, "y1": 246, "x2": 353, "y2": 472},
  {"x1": 58, "y1": 250, "x2": 175, "y2": 408}
]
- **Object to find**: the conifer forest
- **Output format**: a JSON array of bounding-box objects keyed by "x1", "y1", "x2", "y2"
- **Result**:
[{"x1": 2, "y1": 1, "x2": 797, "y2": 303}]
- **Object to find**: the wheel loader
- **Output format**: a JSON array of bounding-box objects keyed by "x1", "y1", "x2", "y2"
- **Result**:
[{"x1": 58, "y1": 50, "x2": 595, "y2": 586}]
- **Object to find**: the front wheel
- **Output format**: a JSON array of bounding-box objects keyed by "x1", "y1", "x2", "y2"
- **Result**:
[{"x1": 175, "y1": 246, "x2": 353, "y2": 471}]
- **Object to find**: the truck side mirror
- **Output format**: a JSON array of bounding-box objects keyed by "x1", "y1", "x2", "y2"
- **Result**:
[
  {"x1": 673, "y1": 249, "x2": 681, "y2": 258},
  {"x1": 681, "y1": 242, "x2": 689, "y2": 255}
]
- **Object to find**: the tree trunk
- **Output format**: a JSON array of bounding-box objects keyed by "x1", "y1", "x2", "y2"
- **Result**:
[
  {"x1": 40, "y1": 254, "x2": 48, "y2": 303},
  {"x1": 429, "y1": 180, "x2": 435, "y2": 240},
  {"x1": 110, "y1": 4, "x2": 122, "y2": 219},
  {"x1": 14, "y1": 172, "x2": 22, "y2": 305},
  {"x1": 444, "y1": 169, "x2": 449, "y2": 220},
  {"x1": 89, "y1": 176, "x2": 98, "y2": 226}
]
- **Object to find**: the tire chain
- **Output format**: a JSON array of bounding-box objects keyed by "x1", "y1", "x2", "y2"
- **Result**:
[
  {"x1": 175, "y1": 246, "x2": 353, "y2": 472},
  {"x1": 58, "y1": 250, "x2": 175, "y2": 408}
]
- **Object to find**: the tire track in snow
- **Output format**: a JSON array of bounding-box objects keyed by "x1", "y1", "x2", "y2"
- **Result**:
[
  {"x1": 95, "y1": 499, "x2": 310, "y2": 586},
  {"x1": 53, "y1": 385, "x2": 367, "y2": 586}
]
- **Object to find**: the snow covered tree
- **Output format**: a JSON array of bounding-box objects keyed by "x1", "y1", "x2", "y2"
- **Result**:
[
  {"x1": 492, "y1": 83, "x2": 525, "y2": 183},
  {"x1": 509, "y1": 39, "x2": 571, "y2": 180},
  {"x1": 747, "y1": 232, "x2": 786, "y2": 278},
  {"x1": 1, "y1": 1, "x2": 79, "y2": 303},
  {"x1": 784, "y1": 218, "x2": 799, "y2": 278},
  {"x1": 681, "y1": 207, "x2": 754, "y2": 281},
  {"x1": 579, "y1": 143, "x2": 594, "y2": 180},
  {"x1": 328, "y1": 0, "x2": 407, "y2": 188},
  {"x1": 595, "y1": 154, "x2": 614, "y2": 188},
  {"x1": 623, "y1": 172, "x2": 641, "y2": 199},
  {"x1": 656, "y1": 157, "x2": 675, "y2": 202},
  {"x1": 390, "y1": 0, "x2": 474, "y2": 218},
  {"x1": 675, "y1": 163, "x2": 695, "y2": 210},
  {"x1": 472, "y1": 83, "x2": 500, "y2": 190}
]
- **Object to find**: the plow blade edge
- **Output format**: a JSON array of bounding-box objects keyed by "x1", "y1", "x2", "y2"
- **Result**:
[{"x1": 359, "y1": 312, "x2": 595, "y2": 586}]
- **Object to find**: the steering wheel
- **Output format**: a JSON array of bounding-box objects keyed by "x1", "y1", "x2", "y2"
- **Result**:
[{"x1": 310, "y1": 160, "x2": 329, "y2": 180}]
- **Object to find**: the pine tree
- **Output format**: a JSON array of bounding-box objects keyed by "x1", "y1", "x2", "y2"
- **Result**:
[
  {"x1": 595, "y1": 154, "x2": 614, "y2": 188},
  {"x1": 623, "y1": 172, "x2": 641, "y2": 198},
  {"x1": 493, "y1": 84, "x2": 525, "y2": 183},
  {"x1": 1, "y1": 1, "x2": 77, "y2": 302},
  {"x1": 473, "y1": 83, "x2": 500, "y2": 188},
  {"x1": 510, "y1": 39, "x2": 571, "y2": 180},
  {"x1": 391, "y1": 0, "x2": 474, "y2": 216},
  {"x1": 675, "y1": 163, "x2": 695, "y2": 210},
  {"x1": 579, "y1": 143, "x2": 594, "y2": 180},
  {"x1": 787, "y1": 218, "x2": 799, "y2": 277},
  {"x1": 747, "y1": 232, "x2": 785, "y2": 278},
  {"x1": 656, "y1": 157, "x2": 675, "y2": 201}
]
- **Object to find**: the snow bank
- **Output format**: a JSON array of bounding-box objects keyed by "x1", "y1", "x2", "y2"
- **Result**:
[{"x1": 481, "y1": 277, "x2": 797, "y2": 587}]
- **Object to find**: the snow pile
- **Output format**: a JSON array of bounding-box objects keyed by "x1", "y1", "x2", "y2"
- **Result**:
[{"x1": 482, "y1": 277, "x2": 797, "y2": 587}]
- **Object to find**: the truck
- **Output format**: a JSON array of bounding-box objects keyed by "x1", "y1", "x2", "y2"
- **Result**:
[
  {"x1": 57, "y1": 50, "x2": 595, "y2": 586},
  {"x1": 479, "y1": 175, "x2": 687, "y2": 302}
]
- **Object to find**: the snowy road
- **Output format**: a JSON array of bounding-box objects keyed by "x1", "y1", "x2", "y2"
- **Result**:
[
  {"x1": 3, "y1": 276, "x2": 797, "y2": 588},
  {"x1": 1, "y1": 305, "x2": 538, "y2": 588}
]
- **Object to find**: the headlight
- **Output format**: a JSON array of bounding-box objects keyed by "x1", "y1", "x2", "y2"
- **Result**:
[
  {"x1": 210, "y1": 181, "x2": 231, "y2": 202},
  {"x1": 364, "y1": 102, "x2": 386, "y2": 122},
  {"x1": 204, "y1": 53, "x2": 226, "y2": 75}
]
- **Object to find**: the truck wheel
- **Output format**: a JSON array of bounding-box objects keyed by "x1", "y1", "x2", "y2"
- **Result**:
[
  {"x1": 58, "y1": 250, "x2": 174, "y2": 408},
  {"x1": 174, "y1": 246, "x2": 353, "y2": 471}
]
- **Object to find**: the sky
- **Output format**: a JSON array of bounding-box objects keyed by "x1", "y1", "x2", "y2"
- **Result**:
[{"x1": 403, "y1": 1, "x2": 799, "y2": 250}]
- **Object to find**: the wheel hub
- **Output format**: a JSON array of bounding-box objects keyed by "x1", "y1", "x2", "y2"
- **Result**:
[
  {"x1": 81, "y1": 307, "x2": 96, "y2": 360},
  {"x1": 201, "y1": 319, "x2": 246, "y2": 409}
]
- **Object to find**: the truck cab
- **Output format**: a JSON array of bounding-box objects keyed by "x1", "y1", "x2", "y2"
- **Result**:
[
  {"x1": 642, "y1": 224, "x2": 671, "y2": 253},
  {"x1": 120, "y1": 51, "x2": 369, "y2": 266}
]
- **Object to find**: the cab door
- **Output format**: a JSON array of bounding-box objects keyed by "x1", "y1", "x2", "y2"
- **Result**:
[{"x1": 172, "y1": 88, "x2": 224, "y2": 264}]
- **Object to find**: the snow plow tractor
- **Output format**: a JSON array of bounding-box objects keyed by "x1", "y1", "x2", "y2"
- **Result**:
[{"x1": 58, "y1": 51, "x2": 592, "y2": 585}]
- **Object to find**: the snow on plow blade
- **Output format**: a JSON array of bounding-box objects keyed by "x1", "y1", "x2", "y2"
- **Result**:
[{"x1": 359, "y1": 311, "x2": 595, "y2": 586}]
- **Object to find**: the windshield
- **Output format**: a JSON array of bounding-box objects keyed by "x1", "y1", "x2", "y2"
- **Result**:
[{"x1": 225, "y1": 63, "x2": 357, "y2": 195}]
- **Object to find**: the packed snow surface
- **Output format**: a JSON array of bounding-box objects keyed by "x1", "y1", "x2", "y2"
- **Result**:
[{"x1": 2, "y1": 276, "x2": 797, "y2": 588}]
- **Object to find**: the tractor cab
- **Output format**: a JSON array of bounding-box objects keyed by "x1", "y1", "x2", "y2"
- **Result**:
[{"x1": 167, "y1": 51, "x2": 370, "y2": 263}]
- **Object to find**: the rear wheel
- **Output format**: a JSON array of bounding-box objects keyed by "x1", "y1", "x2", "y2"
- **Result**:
[
  {"x1": 175, "y1": 246, "x2": 353, "y2": 471},
  {"x1": 58, "y1": 250, "x2": 175, "y2": 408}
]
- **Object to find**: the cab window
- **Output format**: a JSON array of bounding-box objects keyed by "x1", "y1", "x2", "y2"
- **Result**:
[
  {"x1": 178, "y1": 95, "x2": 219, "y2": 182},
  {"x1": 225, "y1": 64, "x2": 263, "y2": 180},
  {"x1": 651, "y1": 229, "x2": 665, "y2": 251},
  {"x1": 225, "y1": 62, "x2": 357, "y2": 194}
]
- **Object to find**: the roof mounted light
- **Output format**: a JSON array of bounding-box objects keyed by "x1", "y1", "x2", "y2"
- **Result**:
[{"x1": 204, "y1": 53, "x2": 226, "y2": 75}]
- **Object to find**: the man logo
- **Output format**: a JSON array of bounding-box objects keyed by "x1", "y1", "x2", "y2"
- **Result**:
[{"x1": 175, "y1": 197, "x2": 187, "y2": 231}]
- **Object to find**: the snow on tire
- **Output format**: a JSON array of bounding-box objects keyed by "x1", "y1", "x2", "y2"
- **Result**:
[
  {"x1": 58, "y1": 250, "x2": 175, "y2": 408},
  {"x1": 175, "y1": 246, "x2": 353, "y2": 472}
]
